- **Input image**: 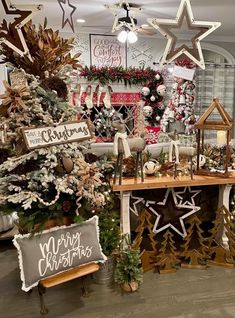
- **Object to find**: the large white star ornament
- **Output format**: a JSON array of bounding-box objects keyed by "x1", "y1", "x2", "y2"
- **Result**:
[
  {"x1": 0, "y1": 0, "x2": 42, "y2": 59},
  {"x1": 57, "y1": 0, "x2": 77, "y2": 33},
  {"x1": 146, "y1": 188, "x2": 200, "y2": 237},
  {"x1": 175, "y1": 187, "x2": 201, "y2": 206},
  {"x1": 147, "y1": 0, "x2": 221, "y2": 69}
]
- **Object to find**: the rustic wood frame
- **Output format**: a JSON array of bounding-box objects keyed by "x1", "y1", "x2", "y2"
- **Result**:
[{"x1": 194, "y1": 98, "x2": 233, "y2": 178}]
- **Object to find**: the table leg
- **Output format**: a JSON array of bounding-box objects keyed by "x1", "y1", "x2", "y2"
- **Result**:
[
  {"x1": 120, "y1": 191, "x2": 131, "y2": 236},
  {"x1": 217, "y1": 184, "x2": 232, "y2": 247}
]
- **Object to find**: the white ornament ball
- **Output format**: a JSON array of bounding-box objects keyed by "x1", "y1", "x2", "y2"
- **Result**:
[
  {"x1": 156, "y1": 116, "x2": 161, "y2": 122},
  {"x1": 157, "y1": 84, "x2": 166, "y2": 97},
  {"x1": 143, "y1": 105, "x2": 153, "y2": 117},
  {"x1": 150, "y1": 95, "x2": 156, "y2": 102},
  {"x1": 141, "y1": 87, "x2": 150, "y2": 96},
  {"x1": 144, "y1": 160, "x2": 159, "y2": 175},
  {"x1": 155, "y1": 73, "x2": 161, "y2": 81}
]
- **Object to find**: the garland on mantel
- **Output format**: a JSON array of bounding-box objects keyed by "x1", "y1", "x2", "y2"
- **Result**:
[{"x1": 80, "y1": 66, "x2": 161, "y2": 86}]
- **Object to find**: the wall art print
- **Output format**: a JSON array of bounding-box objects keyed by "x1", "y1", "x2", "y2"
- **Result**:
[{"x1": 90, "y1": 34, "x2": 126, "y2": 68}]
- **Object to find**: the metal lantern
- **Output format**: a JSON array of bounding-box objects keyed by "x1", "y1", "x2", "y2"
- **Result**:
[{"x1": 194, "y1": 98, "x2": 233, "y2": 177}]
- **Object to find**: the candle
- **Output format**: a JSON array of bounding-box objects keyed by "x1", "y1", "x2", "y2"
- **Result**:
[{"x1": 217, "y1": 131, "x2": 226, "y2": 146}]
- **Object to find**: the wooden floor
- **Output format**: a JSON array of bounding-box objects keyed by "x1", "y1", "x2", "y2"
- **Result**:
[{"x1": 1, "y1": 241, "x2": 235, "y2": 318}]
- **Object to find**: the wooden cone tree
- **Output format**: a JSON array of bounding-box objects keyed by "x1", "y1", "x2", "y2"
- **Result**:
[
  {"x1": 181, "y1": 215, "x2": 208, "y2": 269},
  {"x1": 133, "y1": 208, "x2": 157, "y2": 272},
  {"x1": 208, "y1": 206, "x2": 235, "y2": 268},
  {"x1": 156, "y1": 230, "x2": 178, "y2": 274}
]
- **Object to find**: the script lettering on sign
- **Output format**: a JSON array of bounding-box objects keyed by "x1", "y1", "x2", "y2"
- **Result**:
[
  {"x1": 90, "y1": 34, "x2": 126, "y2": 68},
  {"x1": 38, "y1": 231, "x2": 93, "y2": 277},
  {"x1": 22, "y1": 121, "x2": 92, "y2": 149}
]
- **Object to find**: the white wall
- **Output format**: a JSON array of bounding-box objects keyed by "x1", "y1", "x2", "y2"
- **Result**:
[{"x1": 71, "y1": 33, "x2": 235, "y2": 68}]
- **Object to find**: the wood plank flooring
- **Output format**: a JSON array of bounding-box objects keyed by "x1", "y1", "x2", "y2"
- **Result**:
[{"x1": 1, "y1": 241, "x2": 235, "y2": 318}]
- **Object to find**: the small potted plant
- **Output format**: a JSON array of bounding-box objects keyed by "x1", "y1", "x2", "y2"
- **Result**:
[
  {"x1": 114, "y1": 235, "x2": 143, "y2": 292},
  {"x1": 94, "y1": 209, "x2": 120, "y2": 284}
]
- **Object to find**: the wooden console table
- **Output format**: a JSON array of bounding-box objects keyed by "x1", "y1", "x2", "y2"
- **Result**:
[{"x1": 112, "y1": 173, "x2": 235, "y2": 246}]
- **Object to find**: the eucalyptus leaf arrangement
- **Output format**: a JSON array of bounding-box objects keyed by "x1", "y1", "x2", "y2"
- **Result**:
[{"x1": 114, "y1": 234, "x2": 143, "y2": 292}]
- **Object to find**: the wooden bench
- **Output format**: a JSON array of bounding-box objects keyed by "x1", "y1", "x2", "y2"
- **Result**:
[{"x1": 37, "y1": 262, "x2": 100, "y2": 315}]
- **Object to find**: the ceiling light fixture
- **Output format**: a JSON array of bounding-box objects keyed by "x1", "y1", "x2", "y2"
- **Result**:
[
  {"x1": 76, "y1": 18, "x2": 86, "y2": 23},
  {"x1": 117, "y1": 30, "x2": 138, "y2": 43}
]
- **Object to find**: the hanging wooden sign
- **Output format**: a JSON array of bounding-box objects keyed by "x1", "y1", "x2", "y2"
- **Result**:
[{"x1": 22, "y1": 120, "x2": 92, "y2": 150}]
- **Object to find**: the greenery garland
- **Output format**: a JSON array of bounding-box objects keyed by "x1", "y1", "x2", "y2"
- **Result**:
[{"x1": 80, "y1": 66, "x2": 160, "y2": 86}]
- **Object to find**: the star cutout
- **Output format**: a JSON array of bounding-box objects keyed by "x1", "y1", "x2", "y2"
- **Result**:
[
  {"x1": 130, "y1": 193, "x2": 145, "y2": 216},
  {"x1": 175, "y1": 187, "x2": 201, "y2": 206},
  {"x1": 57, "y1": 0, "x2": 77, "y2": 33},
  {"x1": 146, "y1": 188, "x2": 200, "y2": 237},
  {"x1": 147, "y1": 0, "x2": 221, "y2": 69},
  {"x1": 0, "y1": 0, "x2": 42, "y2": 59}
]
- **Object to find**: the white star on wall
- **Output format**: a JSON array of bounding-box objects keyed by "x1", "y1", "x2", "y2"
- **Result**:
[{"x1": 175, "y1": 187, "x2": 201, "y2": 206}]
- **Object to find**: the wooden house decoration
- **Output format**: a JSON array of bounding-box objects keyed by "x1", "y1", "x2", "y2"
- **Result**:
[{"x1": 194, "y1": 98, "x2": 233, "y2": 177}]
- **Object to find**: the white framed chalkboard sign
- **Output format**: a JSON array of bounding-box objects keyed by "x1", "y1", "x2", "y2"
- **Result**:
[{"x1": 22, "y1": 120, "x2": 92, "y2": 150}]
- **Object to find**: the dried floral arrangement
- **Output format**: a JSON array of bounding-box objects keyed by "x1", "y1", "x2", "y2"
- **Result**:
[{"x1": 0, "y1": 19, "x2": 81, "y2": 79}]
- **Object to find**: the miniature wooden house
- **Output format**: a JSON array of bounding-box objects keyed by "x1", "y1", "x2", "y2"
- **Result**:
[{"x1": 194, "y1": 98, "x2": 233, "y2": 177}]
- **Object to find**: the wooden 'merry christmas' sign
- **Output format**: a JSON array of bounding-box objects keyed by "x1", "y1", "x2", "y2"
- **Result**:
[{"x1": 22, "y1": 120, "x2": 92, "y2": 150}]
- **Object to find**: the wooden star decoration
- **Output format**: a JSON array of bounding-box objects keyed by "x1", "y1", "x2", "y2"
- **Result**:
[
  {"x1": 175, "y1": 187, "x2": 201, "y2": 206},
  {"x1": 57, "y1": 0, "x2": 77, "y2": 33},
  {"x1": 130, "y1": 193, "x2": 145, "y2": 216},
  {"x1": 146, "y1": 188, "x2": 200, "y2": 237},
  {"x1": 0, "y1": 0, "x2": 42, "y2": 59},
  {"x1": 147, "y1": 0, "x2": 221, "y2": 69}
]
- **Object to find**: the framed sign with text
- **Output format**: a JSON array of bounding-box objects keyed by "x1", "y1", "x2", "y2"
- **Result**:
[
  {"x1": 90, "y1": 34, "x2": 126, "y2": 68},
  {"x1": 22, "y1": 120, "x2": 92, "y2": 150}
]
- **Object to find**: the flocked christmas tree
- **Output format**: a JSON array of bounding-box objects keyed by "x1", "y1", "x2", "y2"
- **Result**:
[
  {"x1": 155, "y1": 230, "x2": 178, "y2": 274},
  {"x1": 0, "y1": 20, "x2": 106, "y2": 233},
  {"x1": 181, "y1": 215, "x2": 208, "y2": 269},
  {"x1": 140, "y1": 72, "x2": 166, "y2": 127}
]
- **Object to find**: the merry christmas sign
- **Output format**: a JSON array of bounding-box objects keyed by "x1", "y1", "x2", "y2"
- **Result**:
[
  {"x1": 13, "y1": 216, "x2": 106, "y2": 291},
  {"x1": 90, "y1": 34, "x2": 126, "y2": 68},
  {"x1": 22, "y1": 120, "x2": 92, "y2": 150}
]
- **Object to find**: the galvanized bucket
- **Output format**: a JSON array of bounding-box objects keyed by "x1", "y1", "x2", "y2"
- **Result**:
[{"x1": 93, "y1": 256, "x2": 114, "y2": 285}]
